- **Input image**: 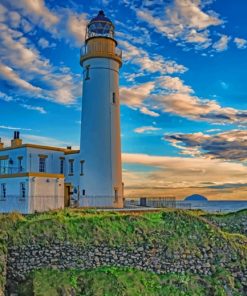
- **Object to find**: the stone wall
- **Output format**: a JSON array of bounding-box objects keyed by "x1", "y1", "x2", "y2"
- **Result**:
[{"x1": 6, "y1": 242, "x2": 247, "y2": 290}]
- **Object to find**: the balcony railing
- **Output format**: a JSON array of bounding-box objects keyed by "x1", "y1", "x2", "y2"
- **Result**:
[{"x1": 0, "y1": 166, "x2": 24, "y2": 175}]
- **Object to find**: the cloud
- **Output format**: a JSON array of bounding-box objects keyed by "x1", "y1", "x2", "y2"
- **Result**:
[
  {"x1": 165, "y1": 130, "x2": 247, "y2": 161},
  {"x1": 234, "y1": 37, "x2": 247, "y2": 49},
  {"x1": 0, "y1": 13, "x2": 81, "y2": 105},
  {"x1": 0, "y1": 91, "x2": 14, "y2": 102},
  {"x1": 21, "y1": 104, "x2": 47, "y2": 114},
  {"x1": 66, "y1": 12, "x2": 88, "y2": 45},
  {"x1": 12, "y1": 0, "x2": 59, "y2": 28},
  {"x1": 212, "y1": 35, "x2": 231, "y2": 52},
  {"x1": 122, "y1": 152, "x2": 247, "y2": 189},
  {"x1": 157, "y1": 76, "x2": 193, "y2": 94},
  {"x1": 0, "y1": 63, "x2": 42, "y2": 92},
  {"x1": 120, "y1": 40, "x2": 187, "y2": 74},
  {"x1": 134, "y1": 0, "x2": 222, "y2": 49},
  {"x1": 121, "y1": 76, "x2": 247, "y2": 123},
  {"x1": 0, "y1": 125, "x2": 32, "y2": 131},
  {"x1": 120, "y1": 82, "x2": 155, "y2": 107},
  {"x1": 20, "y1": 134, "x2": 71, "y2": 148},
  {"x1": 38, "y1": 37, "x2": 56, "y2": 49},
  {"x1": 134, "y1": 126, "x2": 161, "y2": 134},
  {"x1": 139, "y1": 107, "x2": 160, "y2": 117}
]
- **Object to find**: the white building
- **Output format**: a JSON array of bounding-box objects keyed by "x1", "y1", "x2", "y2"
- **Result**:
[{"x1": 0, "y1": 11, "x2": 124, "y2": 213}]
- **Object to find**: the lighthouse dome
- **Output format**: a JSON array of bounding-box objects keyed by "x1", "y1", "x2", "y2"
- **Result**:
[{"x1": 87, "y1": 10, "x2": 115, "y2": 39}]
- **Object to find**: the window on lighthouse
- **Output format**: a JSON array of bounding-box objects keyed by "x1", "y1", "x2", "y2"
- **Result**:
[
  {"x1": 112, "y1": 92, "x2": 116, "y2": 104},
  {"x1": 85, "y1": 65, "x2": 90, "y2": 80}
]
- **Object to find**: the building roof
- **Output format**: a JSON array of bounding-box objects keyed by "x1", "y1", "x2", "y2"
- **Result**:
[
  {"x1": 89, "y1": 10, "x2": 112, "y2": 24},
  {"x1": 0, "y1": 143, "x2": 80, "y2": 154}
]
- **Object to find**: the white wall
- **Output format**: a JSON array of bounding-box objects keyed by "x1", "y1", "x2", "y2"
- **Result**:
[
  {"x1": 79, "y1": 57, "x2": 123, "y2": 206},
  {"x1": 0, "y1": 177, "x2": 29, "y2": 214},
  {"x1": 26, "y1": 148, "x2": 64, "y2": 173},
  {"x1": 29, "y1": 176, "x2": 64, "y2": 213}
]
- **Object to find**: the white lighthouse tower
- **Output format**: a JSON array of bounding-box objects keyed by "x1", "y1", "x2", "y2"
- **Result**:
[{"x1": 79, "y1": 10, "x2": 123, "y2": 208}]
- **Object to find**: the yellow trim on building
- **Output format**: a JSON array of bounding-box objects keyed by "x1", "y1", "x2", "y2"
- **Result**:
[
  {"x1": 0, "y1": 155, "x2": 9, "y2": 160},
  {"x1": 38, "y1": 154, "x2": 48, "y2": 158},
  {"x1": 64, "y1": 150, "x2": 80, "y2": 155},
  {"x1": 0, "y1": 143, "x2": 80, "y2": 153},
  {"x1": 0, "y1": 172, "x2": 64, "y2": 179}
]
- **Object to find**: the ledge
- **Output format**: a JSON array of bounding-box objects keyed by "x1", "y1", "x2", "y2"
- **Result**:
[{"x1": 0, "y1": 172, "x2": 64, "y2": 179}]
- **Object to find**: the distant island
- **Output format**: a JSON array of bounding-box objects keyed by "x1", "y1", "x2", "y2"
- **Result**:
[{"x1": 184, "y1": 194, "x2": 208, "y2": 201}]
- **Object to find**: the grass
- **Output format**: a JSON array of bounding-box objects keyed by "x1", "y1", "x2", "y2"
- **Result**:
[
  {"x1": 17, "y1": 267, "x2": 242, "y2": 296},
  {"x1": 1, "y1": 208, "x2": 247, "y2": 295}
]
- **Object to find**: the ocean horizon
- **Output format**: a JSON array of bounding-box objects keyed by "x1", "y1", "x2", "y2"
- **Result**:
[{"x1": 181, "y1": 200, "x2": 247, "y2": 213}]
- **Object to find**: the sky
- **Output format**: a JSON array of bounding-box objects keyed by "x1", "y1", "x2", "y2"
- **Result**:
[{"x1": 0, "y1": 0, "x2": 247, "y2": 200}]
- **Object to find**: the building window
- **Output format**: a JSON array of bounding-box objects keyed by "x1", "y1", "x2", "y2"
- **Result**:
[
  {"x1": 69, "y1": 159, "x2": 74, "y2": 175},
  {"x1": 82, "y1": 189, "x2": 85, "y2": 196},
  {"x1": 18, "y1": 157, "x2": 23, "y2": 172},
  {"x1": 39, "y1": 157, "x2": 46, "y2": 172},
  {"x1": 85, "y1": 65, "x2": 90, "y2": 80},
  {"x1": 60, "y1": 158, "x2": 64, "y2": 174},
  {"x1": 80, "y1": 160, "x2": 85, "y2": 175},
  {"x1": 0, "y1": 184, "x2": 6, "y2": 199},
  {"x1": 20, "y1": 182, "x2": 26, "y2": 199},
  {"x1": 0, "y1": 157, "x2": 8, "y2": 174},
  {"x1": 114, "y1": 188, "x2": 118, "y2": 202},
  {"x1": 112, "y1": 92, "x2": 116, "y2": 104}
]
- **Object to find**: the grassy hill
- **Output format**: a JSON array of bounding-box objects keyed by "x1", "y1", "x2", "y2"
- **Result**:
[{"x1": 1, "y1": 208, "x2": 247, "y2": 295}]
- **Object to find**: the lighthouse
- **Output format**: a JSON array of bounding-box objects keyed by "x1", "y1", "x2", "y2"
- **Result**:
[{"x1": 79, "y1": 10, "x2": 123, "y2": 208}]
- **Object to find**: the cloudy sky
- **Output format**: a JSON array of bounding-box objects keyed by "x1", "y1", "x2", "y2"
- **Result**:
[{"x1": 0, "y1": 0, "x2": 247, "y2": 199}]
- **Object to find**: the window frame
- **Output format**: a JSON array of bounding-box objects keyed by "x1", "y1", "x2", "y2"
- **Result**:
[
  {"x1": 20, "y1": 182, "x2": 26, "y2": 200},
  {"x1": 69, "y1": 159, "x2": 74, "y2": 176},
  {"x1": 0, "y1": 183, "x2": 6, "y2": 200},
  {"x1": 39, "y1": 157, "x2": 46, "y2": 173},
  {"x1": 85, "y1": 65, "x2": 90, "y2": 80},
  {"x1": 60, "y1": 158, "x2": 65, "y2": 174},
  {"x1": 80, "y1": 160, "x2": 85, "y2": 176}
]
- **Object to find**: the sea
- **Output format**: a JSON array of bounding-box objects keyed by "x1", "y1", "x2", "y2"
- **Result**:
[{"x1": 179, "y1": 200, "x2": 247, "y2": 213}]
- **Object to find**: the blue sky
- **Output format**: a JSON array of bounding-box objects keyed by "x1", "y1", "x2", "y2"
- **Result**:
[{"x1": 0, "y1": 0, "x2": 247, "y2": 199}]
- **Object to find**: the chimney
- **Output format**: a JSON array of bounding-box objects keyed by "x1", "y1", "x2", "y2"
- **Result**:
[
  {"x1": 0, "y1": 138, "x2": 4, "y2": 149},
  {"x1": 11, "y1": 131, "x2": 23, "y2": 148}
]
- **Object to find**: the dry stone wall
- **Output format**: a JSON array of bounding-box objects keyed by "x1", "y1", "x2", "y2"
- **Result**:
[{"x1": 6, "y1": 242, "x2": 247, "y2": 289}]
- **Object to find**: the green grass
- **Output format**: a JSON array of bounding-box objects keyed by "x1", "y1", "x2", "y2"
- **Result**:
[
  {"x1": 17, "y1": 267, "x2": 241, "y2": 296},
  {"x1": 1, "y1": 208, "x2": 247, "y2": 295},
  {"x1": 205, "y1": 209, "x2": 247, "y2": 235}
]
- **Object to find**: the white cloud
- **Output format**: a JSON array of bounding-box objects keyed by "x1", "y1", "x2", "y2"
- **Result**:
[
  {"x1": 21, "y1": 104, "x2": 47, "y2": 114},
  {"x1": 120, "y1": 82, "x2": 155, "y2": 107},
  {"x1": 14, "y1": 0, "x2": 59, "y2": 28},
  {"x1": 135, "y1": 0, "x2": 222, "y2": 49},
  {"x1": 120, "y1": 40, "x2": 187, "y2": 74},
  {"x1": 234, "y1": 37, "x2": 247, "y2": 49},
  {"x1": 0, "y1": 63, "x2": 42, "y2": 92},
  {"x1": 0, "y1": 91, "x2": 14, "y2": 102},
  {"x1": 157, "y1": 76, "x2": 193, "y2": 94},
  {"x1": 134, "y1": 126, "x2": 161, "y2": 134},
  {"x1": 212, "y1": 35, "x2": 231, "y2": 52},
  {"x1": 0, "y1": 125, "x2": 32, "y2": 131},
  {"x1": 38, "y1": 37, "x2": 56, "y2": 49},
  {"x1": 121, "y1": 77, "x2": 247, "y2": 124},
  {"x1": 140, "y1": 107, "x2": 160, "y2": 117},
  {"x1": 0, "y1": 18, "x2": 81, "y2": 105}
]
